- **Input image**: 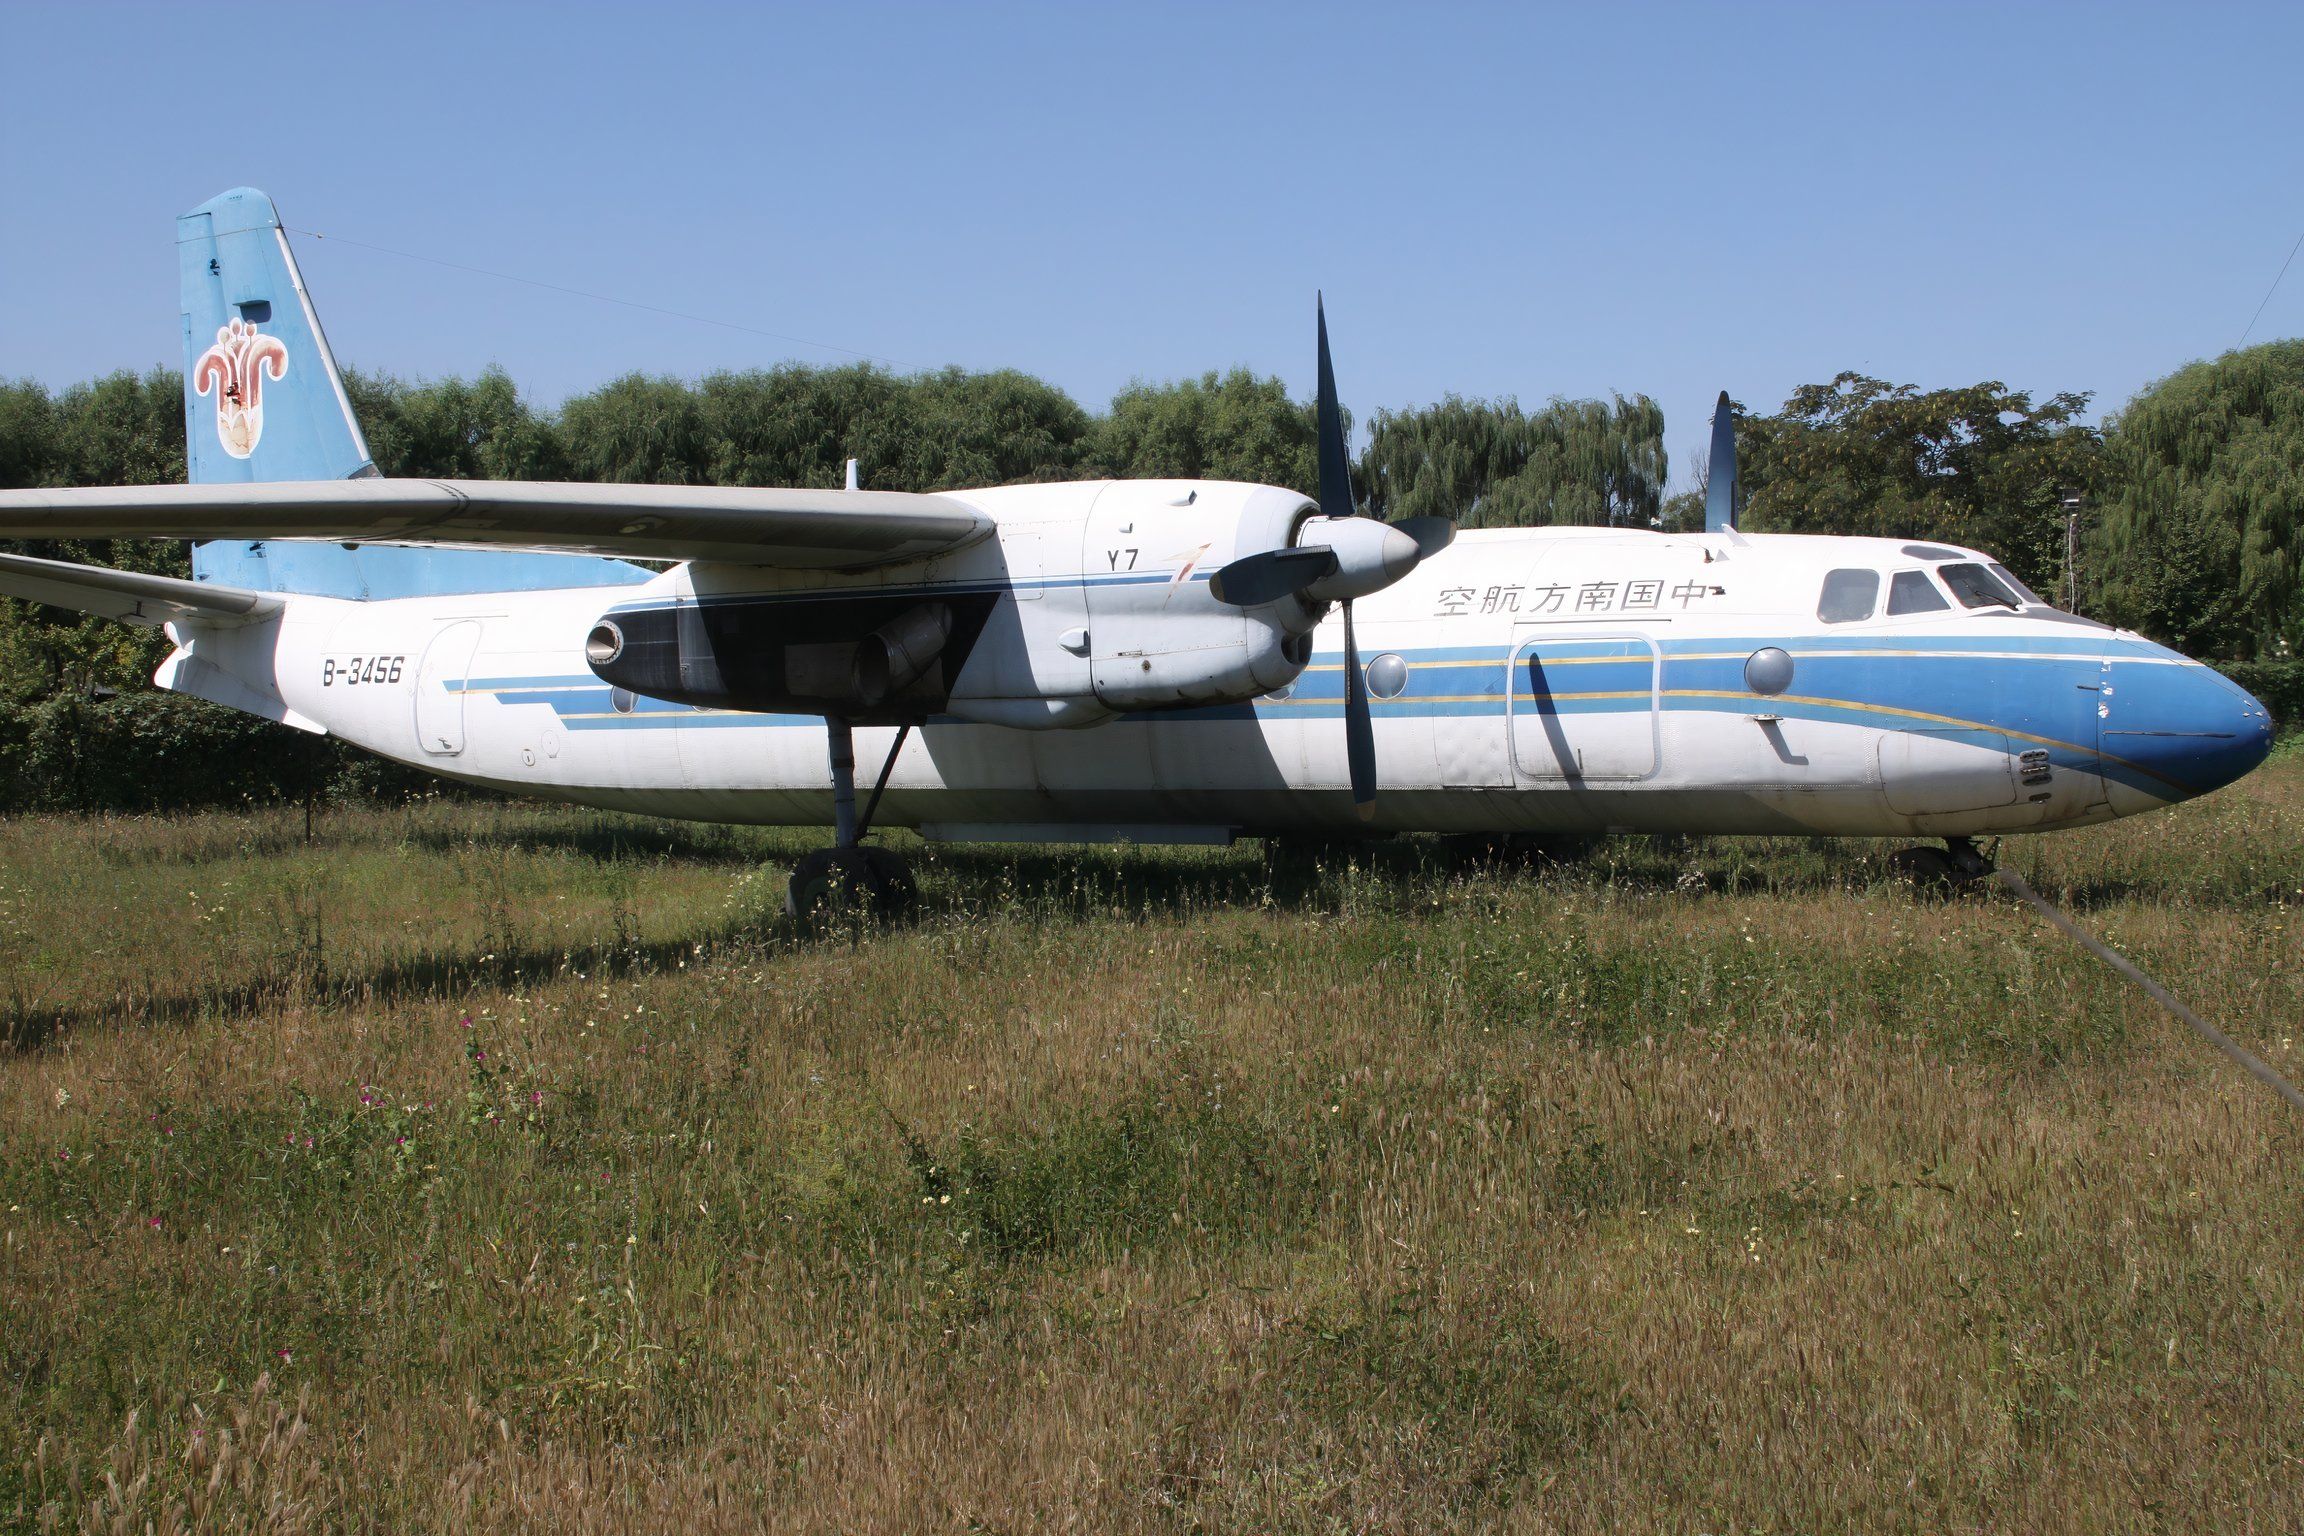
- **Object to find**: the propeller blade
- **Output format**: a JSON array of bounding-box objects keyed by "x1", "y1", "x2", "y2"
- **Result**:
[
  {"x1": 1388, "y1": 515, "x2": 1455, "y2": 561},
  {"x1": 1315, "y1": 294, "x2": 1355, "y2": 522},
  {"x1": 1704, "y1": 389, "x2": 1739, "y2": 533},
  {"x1": 1343, "y1": 599, "x2": 1376, "y2": 819},
  {"x1": 1210, "y1": 545, "x2": 1339, "y2": 607}
]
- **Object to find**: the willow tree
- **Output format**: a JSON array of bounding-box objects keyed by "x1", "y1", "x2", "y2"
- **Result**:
[
  {"x1": 1357, "y1": 393, "x2": 1667, "y2": 528},
  {"x1": 2093, "y1": 340, "x2": 2304, "y2": 659},
  {"x1": 347, "y1": 367, "x2": 566, "y2": 481},
  {"x1": 557, "y1": 364, "x2": 1092, "y2": 491}
]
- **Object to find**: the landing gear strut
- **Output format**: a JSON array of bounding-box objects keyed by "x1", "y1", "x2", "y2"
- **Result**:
[
  {"x1": 1888, "y1": 835, "x2": 1996, "y2": 891},
  {"x1": 786, "y1": 719, "x2": 917, "y2": 927}
]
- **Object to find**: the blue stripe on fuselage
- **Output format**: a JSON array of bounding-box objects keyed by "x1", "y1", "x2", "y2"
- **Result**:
[{"x1": 448, "y1": 635, "x2": 2212, "y2": 798}]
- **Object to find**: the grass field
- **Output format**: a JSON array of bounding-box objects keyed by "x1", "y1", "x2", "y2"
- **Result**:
[{"x1": 4, "y1": 750, "x2": 2302, "y2": 1533}]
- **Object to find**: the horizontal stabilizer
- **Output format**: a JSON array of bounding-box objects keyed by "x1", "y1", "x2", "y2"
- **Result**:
[
  {"x1": 0, "y1": 480, "x2": 993, "y2": 570},
  {"x1": 0, "y1": 551, "x2": 282, "y2": 628}
]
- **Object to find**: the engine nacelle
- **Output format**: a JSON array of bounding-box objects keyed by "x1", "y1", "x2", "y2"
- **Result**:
[
  {"x1": 585, "y1": 594, "x2": 977, "y2": 723},
  {"x1": 1065, "y1": 479, "x2": 1319, "y2": 712},
  {"x1": 582, "y1": 479, "x2": 1328, "y2": 729}
]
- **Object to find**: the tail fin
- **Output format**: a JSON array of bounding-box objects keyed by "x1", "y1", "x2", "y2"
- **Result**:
[
  {"x1": 177, "y1": 188, "x2": 650, "y2": 600},
  {"x1": 179, "y1": 187, "x2": 373, "y2": 485}
]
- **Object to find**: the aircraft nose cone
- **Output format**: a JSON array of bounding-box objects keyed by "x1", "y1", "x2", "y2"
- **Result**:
[{"x1": 2105, "y1": 648, "x2": 2276, "y2": 802}]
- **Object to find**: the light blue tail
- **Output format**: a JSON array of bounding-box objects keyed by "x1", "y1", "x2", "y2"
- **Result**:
[{"x1": 180, "y1": 187, "x2": 647, "y2": 599}]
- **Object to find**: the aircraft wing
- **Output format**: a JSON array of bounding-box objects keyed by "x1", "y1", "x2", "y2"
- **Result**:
[
  {"x1": 0, "y1": 480, "x2": 993, "y2": 570},
  {"x1": 0, "y1": 550, "x2": 282, "y2": 628}
]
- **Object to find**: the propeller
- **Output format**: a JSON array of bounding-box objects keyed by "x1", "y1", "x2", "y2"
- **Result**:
[
  {"x1": 1208, "y1": 545, "x2": 1337, "y2": 607},
  {"x1": 1704, "y1": 389, "x2": 1739, "y2": 533},
  {"x1": 1205, "y1": 297, "x2": 1451, "y2": 817}
]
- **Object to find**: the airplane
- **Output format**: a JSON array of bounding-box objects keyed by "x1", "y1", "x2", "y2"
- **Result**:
[{"x1": 0, "y1": 188, "x2": 2277, "y2": 919}]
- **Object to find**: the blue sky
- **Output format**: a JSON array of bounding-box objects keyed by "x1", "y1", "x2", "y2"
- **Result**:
[{"x1": 5, "y1": 1, "x2": 2301, "y2": 487}]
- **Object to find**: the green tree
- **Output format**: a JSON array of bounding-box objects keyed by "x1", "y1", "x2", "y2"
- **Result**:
[
  {"x1": 1359, "y1": 394, "x2": 1668, "y2": 528},
  {"x1": 0, "y1": 372, "x2": 190, "y2": 701},
  {"x1": 1736, "y1": 373, "x2": 2100, "y2": 592},
  {"x1": 555, "y1": 373, "x2": 713, "y2": 484},
  {"x1": 557, "y1": 365, "x2": 1093, "y2": 490},
  {"x1": 2093, "y1": 340, "x2": 2304, "y2": 660},
  {"x1": 347, "y1": 368, "x2": 564, "y2": 480},
  {"x1": 0, "y1": 379, "x2": 62, "y2": 491},
  {"x1": 1086, "y1": 370, "x2": 1318, "y2": 493}
]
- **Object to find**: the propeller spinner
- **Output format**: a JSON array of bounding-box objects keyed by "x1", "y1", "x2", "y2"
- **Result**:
[{"x1": 1209, "y1": 295, "x2": 1454, "y2": 818}]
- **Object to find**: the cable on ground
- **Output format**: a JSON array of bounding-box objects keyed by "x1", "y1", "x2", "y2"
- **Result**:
[{"x1": 1996, "y1": 865, "x2": 2304, "y2": 1114}]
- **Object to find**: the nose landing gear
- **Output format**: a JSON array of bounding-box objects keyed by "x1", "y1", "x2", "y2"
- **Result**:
[
  {"x1": 1888, "y1": 835, "x2": 1996, "y2": 891},
  {"x1": 786, "y1": 719, "x2": 918, "y2": 927}
]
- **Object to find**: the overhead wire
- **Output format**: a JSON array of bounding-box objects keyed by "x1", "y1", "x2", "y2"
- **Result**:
[
  {"x1": 2236, "y1": 228, "x2": 2304, "y2": 349},
  {"x1": 283, "y1": 225, "x2": 907, "y2": 370}
]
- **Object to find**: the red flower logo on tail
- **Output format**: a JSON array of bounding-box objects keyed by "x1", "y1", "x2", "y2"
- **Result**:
[{"x1": 193, "y1": 318, "x2": 289, "y2": 459}]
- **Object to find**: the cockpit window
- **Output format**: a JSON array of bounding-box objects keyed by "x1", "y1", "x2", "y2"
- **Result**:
[
  {"x1": 1988, "y1": 563, "x2": 2043, "y2": 605},
  {"x1": 1939, "y1": 562, "x2": 2021, "y2": 610},
  {"x1": 1817, "y1": 568, "x2": 1880, "y2": 624},
  {"x1": 1900, "y1": 544, "x2": 1963, "y2": 561},
  {"x1": 1887, "y1": 569, "x2": 1950, "y2": 614}
]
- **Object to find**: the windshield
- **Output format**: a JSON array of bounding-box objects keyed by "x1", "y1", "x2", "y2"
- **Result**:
[
  {"x1": 1987, "y1": 563, "x2": 2044, "y2": 605},
  {"x1": 1939, "y1": 562, "x2": 2021, "y2": 610}
]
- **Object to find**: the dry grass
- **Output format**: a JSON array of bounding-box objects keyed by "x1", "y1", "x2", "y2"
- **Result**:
[{"x1": 4, "y1": 752, "x2": 2302, "y2": 1533}]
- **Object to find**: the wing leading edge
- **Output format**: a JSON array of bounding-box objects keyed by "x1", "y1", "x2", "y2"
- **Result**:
[{"x1": 0, "y1": 480, "x2": 994, "y2": 571}]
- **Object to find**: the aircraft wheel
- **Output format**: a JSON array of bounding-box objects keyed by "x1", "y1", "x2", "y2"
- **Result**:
[
  {"x1": 786, "y1": 847, "x2": 915, "y2": 930},
  {"x1": 1889, "y1": 840, "x2": 1995, "y2": 893},
  {"x1": 1888, "y1": 845, "x2": 1959, "y2": 891},
  {"x1": 859, "y1": 845, "x2": 918, "y2": 916}
]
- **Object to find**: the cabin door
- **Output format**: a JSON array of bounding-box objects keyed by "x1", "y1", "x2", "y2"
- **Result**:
[
  {"x1": 414, "y1": 620, "x2": 484, "y2": 757},
  {"x1": 1508, "y1": 632, "x2": 1661, "y2": 781}
]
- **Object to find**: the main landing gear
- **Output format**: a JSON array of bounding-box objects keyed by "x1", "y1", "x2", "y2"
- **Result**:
[
  {"x1": 786, "y1": 719, "x2": 918, "y2": 927},
  {"x1": 1888, "y1": 835, "x2": 1996, "y2": 891}
]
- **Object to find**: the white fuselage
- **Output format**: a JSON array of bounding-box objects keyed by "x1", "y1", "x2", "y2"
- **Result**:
[{"x1": 160, "y1": 484, "x2": 2274, "y2": 845}]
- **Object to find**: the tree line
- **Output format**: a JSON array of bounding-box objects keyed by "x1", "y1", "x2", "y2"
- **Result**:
[{"x1": 1, "y1": 341, "x2": 2299, "y2": 758}]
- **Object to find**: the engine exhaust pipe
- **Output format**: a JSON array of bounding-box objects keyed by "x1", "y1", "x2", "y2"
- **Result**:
[{"x1": 853, "y1": 602, "x2": 953, "y2": 706}]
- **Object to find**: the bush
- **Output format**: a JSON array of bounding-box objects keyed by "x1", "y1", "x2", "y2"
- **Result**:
[
  {"x1": 2212, "y1": 659, "x2": 2304, "y2": 734},
  {"x1": 0, "y1": 692, "x2": 455, "y2": 813}
]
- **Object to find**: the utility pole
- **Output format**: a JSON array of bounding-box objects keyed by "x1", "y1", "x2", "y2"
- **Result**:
[{"x1": 2058, "y1": 487, "x2": 2085, "y2": 612}]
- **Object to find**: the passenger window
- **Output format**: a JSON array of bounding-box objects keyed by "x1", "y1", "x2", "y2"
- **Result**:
[
  {"x1": 1939, "y1": 562, "x2": 2020, "y2": 610},
  {"x1": 1817, "y1": 568, "x2": 1880, "y2": 624},
  {"x1": 1887, "y1": 570, "x2": 1949, "y2": 615}
]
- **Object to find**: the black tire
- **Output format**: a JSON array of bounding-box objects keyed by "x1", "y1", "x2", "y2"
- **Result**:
[
  {"x1": 786, "y1": 846, "x2": 916, "y2": 929},
  {"x1": 860, "y1": 845, "x2": 919, "y2": 915},
  {"x1": 1888, "y1": 845, "x2": 1958, "y2": 889},
  {"x1": 786, "y1": 848, "x2": 871, "y2": 928}
]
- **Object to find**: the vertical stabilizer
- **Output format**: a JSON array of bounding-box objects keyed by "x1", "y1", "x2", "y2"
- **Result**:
[
  {"x1": 176, "y1": 188, "x2": 649, "y2": 599},
  {"x1": 179, "y1": 187, "x2": 373, "y2": 485}
]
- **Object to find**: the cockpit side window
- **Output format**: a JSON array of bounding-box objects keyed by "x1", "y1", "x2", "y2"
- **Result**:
[
  {"x1": 1817, "y1": 568, "x2": 1880, "y2": 624},
  {"x1": 1939, "y1": 562, "x2": 2021, "y2": 610},
  {"x1": 1887, "y1": 569, "x2": 1950, "y2": 614}
]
